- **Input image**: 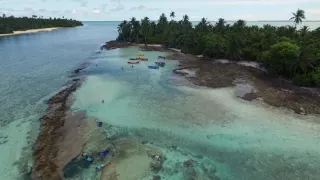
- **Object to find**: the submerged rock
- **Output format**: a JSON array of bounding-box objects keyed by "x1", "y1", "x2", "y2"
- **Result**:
[
  {"x1": 235, "y1": 83, "x2": 258, "y2": 101},
  {"x1": 150, "y1": 158, "x2": 162, "y2": 172},
  {"x1": 183, "y1": 160, "x2": 195, "y2": 167}
]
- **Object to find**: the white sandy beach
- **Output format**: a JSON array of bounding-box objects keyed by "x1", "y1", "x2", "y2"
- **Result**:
[{"x1": 0, "y1": 27, "x2": 60, "y2": 37}]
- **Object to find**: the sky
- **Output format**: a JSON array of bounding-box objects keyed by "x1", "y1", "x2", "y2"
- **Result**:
[{"x1": 0, "y1": 0, "x2": 320, "y2": 21}]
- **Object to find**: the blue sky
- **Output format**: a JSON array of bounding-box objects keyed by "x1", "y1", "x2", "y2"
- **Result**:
[{"x1": 0, "y1": 0, "x2": 320, "y2": 21}]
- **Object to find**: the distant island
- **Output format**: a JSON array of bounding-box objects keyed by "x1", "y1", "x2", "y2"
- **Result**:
[
  {"x1": 116, "y1": 9, "x2": 320, "y2": 87},
  {"x1": 0, "y1": 15, "x2": 83, "y2": 35}
]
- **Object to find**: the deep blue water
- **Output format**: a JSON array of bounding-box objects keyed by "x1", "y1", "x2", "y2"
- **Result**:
[{"x1": 0, "y1": 22, "x2": 118, "y2": 126}]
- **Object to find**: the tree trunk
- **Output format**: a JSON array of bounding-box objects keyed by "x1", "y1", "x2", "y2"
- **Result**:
[
  {"x1": 144, "y1": 35, "x2": 147, "y2": 46},
  {"x1": 136, "y1": 31, "x2": 139, "y2": 44}
]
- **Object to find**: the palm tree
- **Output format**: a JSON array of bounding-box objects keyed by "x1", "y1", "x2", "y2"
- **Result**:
[
  {"x1": 299, "y1": 26, "x2": 309, "y2": 37},
  {"x1": 290, "y1": 9, "x2": 306, "y2": 27},
  {"x1": 234, "y1": 19, "x2": 246, "y2": 28},
  {"x1": 183, "y1": 15, "x2": 189, "y2": 23},
  {"x1": 157, "y1": 13, "x2": 168, "y2": 41},
  {"x1": 130, "y1": 17, "x2": 140, "y2": 43},
  {"x1": 216, "y1": 18, "x2": 226, "y2": 30},
  {"x1": 141, "y1": 17, "x2": 150, "y2": 46},
  {"x1": 170, "y1": 12, "x2": 175, "y2": 20},
  {"x1": 117, "y1": 20, "x2": 129, "y2": 41},
  {"x1": 196, "y1": 18, "x2": 209, "y2": 33},
  {"x1": 227, "y1": 33, "x2": 243, "y2": 61},
  {"x1": 298, "y1": 44, "x2": 317, "y2": 73}
]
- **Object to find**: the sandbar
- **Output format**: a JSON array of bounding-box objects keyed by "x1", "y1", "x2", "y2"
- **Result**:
[{"x1": 0, "y1": 27, "x2": 60, "y2": 37}]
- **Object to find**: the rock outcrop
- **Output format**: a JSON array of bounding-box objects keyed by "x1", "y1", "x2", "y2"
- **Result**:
[
  {"x1": 235, "y1": 83, "x2": 258, "y2": 101},
  {"x1": 32, "y1": 79, "x2": 85, "y2": 180},
  {"x1": 100, "y1": 40, "x2": 130, "y2": 50}
]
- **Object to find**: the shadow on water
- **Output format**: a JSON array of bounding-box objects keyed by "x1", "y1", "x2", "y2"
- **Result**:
[{"x1": 63, "y1": 158, "x2": 92, "y2": 179}]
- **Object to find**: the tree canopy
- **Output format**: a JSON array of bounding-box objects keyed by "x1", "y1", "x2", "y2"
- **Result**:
[
  {"x1": 116, "y1": 10, "x2": 320, "y2": 87},
  {"x1": 0, "y1": 15, "x2": 83, "y2": 34}
]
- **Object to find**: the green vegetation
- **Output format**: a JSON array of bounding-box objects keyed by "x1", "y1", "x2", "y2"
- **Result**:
[
  {"x1": 116, "y1": 9, "x2": 320, "y2": 87},
  {"x1": 0, "y1": 14, "x2": 83, "y2": 34}
]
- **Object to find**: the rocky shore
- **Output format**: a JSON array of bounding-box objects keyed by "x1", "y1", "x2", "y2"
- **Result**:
[
  {"x1": 172, "y1": 55, "x2": 320, "y2": 115},
  {"x1": 100, "y1": 40, "x2": 131, "y2": 50},
  {"x1": 134, "y1": 43, "x2": 320, "y2": 115}
]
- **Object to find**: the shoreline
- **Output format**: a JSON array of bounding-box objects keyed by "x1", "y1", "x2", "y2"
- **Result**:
[
  {"x1": 0, "y1": 27, "x2": 62, "y2": 37},
  {"x1": 101, "y1": 41, "x2": 320, "y2": 115}
]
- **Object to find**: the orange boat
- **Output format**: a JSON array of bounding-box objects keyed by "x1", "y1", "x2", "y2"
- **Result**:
[
  {"x1": 128, "y1": 61, "x2": 140, "y2": 64},
  {"x1": 139, "y1": 58, "x2": 148, "y2": 61}
]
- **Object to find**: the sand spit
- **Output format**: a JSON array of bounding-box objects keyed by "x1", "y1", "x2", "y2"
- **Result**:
[{"x1": 0, "y1": 27, "x2": 60, "y2": 37}]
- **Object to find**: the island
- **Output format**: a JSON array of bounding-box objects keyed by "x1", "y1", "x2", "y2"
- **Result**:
[
  {"x1": 101, "y1": 9, "x2": 320, "y2": 115},
  {"x1": 0, "y1": 15, "x2": 83, "y2": 36},
  {"x1": 114, "y1": 9, "x2": 320, "y2": 88}
]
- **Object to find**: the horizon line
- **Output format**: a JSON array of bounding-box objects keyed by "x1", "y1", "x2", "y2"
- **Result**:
[{"x1": 82, "y1": 20, "x2": 320, "y2": 22}]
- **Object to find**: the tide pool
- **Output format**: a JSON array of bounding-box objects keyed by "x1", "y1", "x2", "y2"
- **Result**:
[{"x1": 72, "y1": 47, "x2": 320, "y2": 180}]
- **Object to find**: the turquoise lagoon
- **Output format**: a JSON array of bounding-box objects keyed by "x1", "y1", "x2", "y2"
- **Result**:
[{"x1": 71, "y1": 47, "x2": 320, "y2": 180}]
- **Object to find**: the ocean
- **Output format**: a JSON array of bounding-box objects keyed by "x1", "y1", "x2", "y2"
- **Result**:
[{"x1": 0, "y1": 21, "x2": 320, "y2": 180}]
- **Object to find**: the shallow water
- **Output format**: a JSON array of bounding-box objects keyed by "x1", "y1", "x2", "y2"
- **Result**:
[{"x1": 72, "y1": 48, "x2": 320, "y2": 180}]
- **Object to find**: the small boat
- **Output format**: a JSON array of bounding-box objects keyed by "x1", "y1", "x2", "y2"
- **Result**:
[
  {"x1": 128, "y1": 61, "x2": 140, "y2": 64},
  {"x1": 129, "y1": 58, "x2": 139, "y2": 60},
  {"x1": 158, "y1": 56, "x2": 166, "y2": 59},
  {"x1": 155, "y1": 61, "x2": 165, "y2": 64},
  {"x1": 148, "y1": 65, "x2": 159, "y2": 69},
  {"x1": 139, "y1": 58, "x2": 148, "y2": 61},
  {"x1": 136, "y1": 54, "x2": 144, "y2": 57},
  {"x1": 155, "y1": 61, "x2": 165, "y2": 67}
]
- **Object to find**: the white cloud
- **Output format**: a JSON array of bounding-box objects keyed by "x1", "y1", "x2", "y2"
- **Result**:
[
  {"x1": 92, "y1": 8, "x2": 100, "y2": 14},
  {"x1": 182, "y1": 0, "x2": 320, "y2": 6},
  {"x1": 129, "y1": 5, "x2": 145, "y2": 11},
  {"x1": 129, "y1": 5, "x2": 160, "y2": 11},
  {"x1": 109, "y1": 4, "x2": 124, "y2": 11}
]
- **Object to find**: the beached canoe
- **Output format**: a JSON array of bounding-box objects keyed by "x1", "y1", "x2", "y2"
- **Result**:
[
  {"x1": 148, "y1": 65, "x2": 159, "y2": 69},
  {"x1": 128, "y1": 61, "x2": 140, "y2": 64},
  {"x1": 158, "y1": 56, "x2": 166, "y2": 59},
  {"x1": 136, "y1": 54, "x2": 144, "y2": 57},
  {"x1": 129, "y1": 58, "x2": 139, "y2": 60}
]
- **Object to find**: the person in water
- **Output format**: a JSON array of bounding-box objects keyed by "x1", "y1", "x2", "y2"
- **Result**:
[
  {"x1": 121, "y1": 67, "x2": 124, "y2": 71},
  {"x1": 102, "y1": 100, "x2": 104, "y2": 103},
  {"x1": 81, "y1": 153, "x2": 93, "y2": 162},
  {"x1": 96, "y1": 162, "x2": 111, "y2": 171}
]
